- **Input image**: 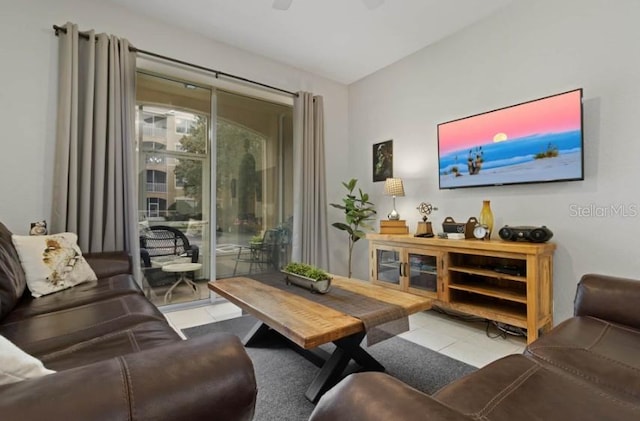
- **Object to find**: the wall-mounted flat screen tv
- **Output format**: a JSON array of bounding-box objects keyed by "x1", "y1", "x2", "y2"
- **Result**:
[{"x1": 438, "y1": 89, "x2": 584, "y2": 189}]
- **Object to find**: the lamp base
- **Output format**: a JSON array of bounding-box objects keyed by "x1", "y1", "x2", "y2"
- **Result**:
[{"x1": 388, "y1": 209, "x2": 400, "y2": 220}]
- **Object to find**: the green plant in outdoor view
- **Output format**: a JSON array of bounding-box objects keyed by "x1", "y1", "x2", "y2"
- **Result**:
[
  {"x1": 174, "y1": 116, "x2": 264, "y2": 231},
  {"x1": 330, "y1": 179, "x2": 376, "y2": 278},
  {"x1": 283, "y1": 262, "x2": 331, "y2": 282},
  {"x1": 173, "y1": 116, "x2": 207, "y2": 209}
]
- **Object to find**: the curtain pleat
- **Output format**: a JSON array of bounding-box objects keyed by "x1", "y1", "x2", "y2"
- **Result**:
[
  {"x1": 52, "y1": 22, "x2": 139, "y2": 272},
  {"x1": 77, "y1": 32, "x2": 94, "y2": 246},
  {"x1": 292, "y1": 92, "x2": 329, "y2": 269}
]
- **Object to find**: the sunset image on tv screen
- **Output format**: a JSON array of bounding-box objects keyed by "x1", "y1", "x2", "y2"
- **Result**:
[{"x1": 438, "y1": 89, "x2": 583, "y2": 189}]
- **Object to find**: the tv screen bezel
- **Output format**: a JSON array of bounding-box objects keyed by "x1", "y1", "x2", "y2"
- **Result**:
[{"x1": 437, "y1": 88, "x2": 584, "y2": 190}]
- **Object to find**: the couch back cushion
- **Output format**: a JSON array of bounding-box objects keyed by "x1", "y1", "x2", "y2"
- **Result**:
[{"x1": 0, "y1": 223, "x2": 27, "y2": 319}]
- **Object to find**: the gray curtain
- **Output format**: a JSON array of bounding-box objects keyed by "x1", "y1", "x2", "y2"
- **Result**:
[
  {"x1": 51, "y1": 22, "x2": 138, "y2": 261},
  {"x1": 291, "y1": 92, "x2": 330, "y2": 268}
]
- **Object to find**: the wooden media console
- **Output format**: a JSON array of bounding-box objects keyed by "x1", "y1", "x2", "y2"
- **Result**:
[{"x1": 368, "y1": 234, "x2": 555, "y2": 344}]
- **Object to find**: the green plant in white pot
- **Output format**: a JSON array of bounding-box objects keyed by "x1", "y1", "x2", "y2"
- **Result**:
[
  {"x1": 330, "y1": 179, "x2": 376, "y2": 278},
  {"x1": 282, "y1": 262, "x2": 332, "y2": 293}
]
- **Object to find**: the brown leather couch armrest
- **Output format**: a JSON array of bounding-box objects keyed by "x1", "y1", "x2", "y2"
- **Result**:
[
  {"x1": 575, "y1": 273, "x2": 640, "y2": 328},
  {"x1": 310, "y1": 372, "x2": 471, "y2": 421},
  {"x1": 0, "y1": 333, "x2": 257, "y2": 421},
  {"x1": 84, "y1": 251, "x2": 132, "y2": 278}
]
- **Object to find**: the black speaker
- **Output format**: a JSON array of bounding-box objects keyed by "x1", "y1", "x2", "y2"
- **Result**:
[
  {"x1": 498, "y1": 225, "x2": 553, "y2": 243},
  {"x1": 498, "y1": 226, "x2": 514, "y2": 240},
  {"x1": 529, "y1": 227, "x2": 554, "y2": 243}
]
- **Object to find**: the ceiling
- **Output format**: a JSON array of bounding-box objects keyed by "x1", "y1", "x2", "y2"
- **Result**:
[{"x1": 108, "y1": 0, "x2": 514, "y2": 85}]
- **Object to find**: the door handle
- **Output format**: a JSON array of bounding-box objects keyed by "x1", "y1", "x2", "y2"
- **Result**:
[{"x1": 399, "y1": 262, "x2": 407, "y2": 277}]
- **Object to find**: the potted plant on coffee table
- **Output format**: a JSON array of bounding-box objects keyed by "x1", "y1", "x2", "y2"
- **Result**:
[{"x1": 282, "y1": 262, "x2": 332, "y2": 294}]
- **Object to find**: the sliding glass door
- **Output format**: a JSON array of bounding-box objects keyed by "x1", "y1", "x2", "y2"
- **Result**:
[
  {"x1": 135, "y1": 71, "x2": 292, "y2": 306},
  {"x1": 136, "y1": 72, "x2": 212, "y2": 306},
  {"x1": 214, "y1": 90, "x2": 293, "y2": 279}
]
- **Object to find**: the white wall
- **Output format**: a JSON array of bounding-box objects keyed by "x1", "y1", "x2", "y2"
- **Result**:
[
  {"x1": 348, "y1": 0, "x2": 640, "y2": 323},
  {"x1": 0, "y1": 0, "x2": 350, "y2": 269}
]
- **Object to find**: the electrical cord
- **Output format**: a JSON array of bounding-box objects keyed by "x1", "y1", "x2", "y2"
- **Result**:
[
  {"x1": 488, "y1": 321, "x2": 527, "y2": 338},
  {"x1": 485, "y1": 321, "x2": 507, "y2": 339}
]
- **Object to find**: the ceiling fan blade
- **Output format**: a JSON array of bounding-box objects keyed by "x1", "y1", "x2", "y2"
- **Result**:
[
  {"x1": 362, "y1": 0, "x2": 384, "y2": 10},
  {"x1": 273, "y1": 0, "x2": 293, "y2": 11}
]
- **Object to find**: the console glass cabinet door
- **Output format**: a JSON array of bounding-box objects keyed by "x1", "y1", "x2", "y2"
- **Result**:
[
  {"x1": 407, "y1": 250, "x2": 439, "y2": 296},
  {"x1": 373, "y1": 245, "x2": 403, "y2": 288},
  {"x1": 371, "y1": 244, "x2": 441, "y2": 298}
]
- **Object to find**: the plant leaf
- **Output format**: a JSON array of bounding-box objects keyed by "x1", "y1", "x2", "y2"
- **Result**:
[{"x1": 332, "y1": 222, "x2": 350, "y2": 231}]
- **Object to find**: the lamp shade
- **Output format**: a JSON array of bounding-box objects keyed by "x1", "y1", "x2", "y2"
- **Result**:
[{"x1": 384, "y1": 178, "x2": 405, "y2": 197}]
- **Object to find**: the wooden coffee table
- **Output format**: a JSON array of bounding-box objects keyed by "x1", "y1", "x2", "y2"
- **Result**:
[{"x1": 208, "y1": 275, "x2": 431, "y2": 402}]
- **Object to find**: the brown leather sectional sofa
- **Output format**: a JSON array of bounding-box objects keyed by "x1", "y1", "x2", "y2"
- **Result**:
[
  {"x1": 310, "y1": 274, "x2": 640, "y2": 421},
  {"x1": 0, "y1": 222, "x2": 257, "y2": 421}
]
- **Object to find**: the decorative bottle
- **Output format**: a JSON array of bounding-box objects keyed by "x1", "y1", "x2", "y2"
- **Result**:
[{"x1": 479, "y1": 200, "x2": 494, "y2": 239}]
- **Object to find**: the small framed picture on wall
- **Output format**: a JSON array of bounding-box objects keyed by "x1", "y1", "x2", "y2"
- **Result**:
[{"x1": 373, "y1": 139, "x2": 393, "y2": 182}]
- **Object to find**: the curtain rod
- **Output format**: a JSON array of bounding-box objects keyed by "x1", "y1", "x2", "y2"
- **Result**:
[{"x1": 53, "y1": 24, "x2": 298, "y2": 98}]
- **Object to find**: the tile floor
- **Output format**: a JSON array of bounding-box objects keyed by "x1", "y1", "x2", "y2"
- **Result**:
[{"x1": 163, "y1": 301, "x2": 526, "y2": 368}]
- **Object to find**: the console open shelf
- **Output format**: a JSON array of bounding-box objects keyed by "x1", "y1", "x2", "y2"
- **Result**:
[
  {"x1": 448, "y1": 266, "x2": 527, "y2": 283},
  {"x1": 368, "y1": 234, "x2": 555, "y2": 344},
  {"x1": 448, "y1": 281, "x2": 527, "y2": 303}
]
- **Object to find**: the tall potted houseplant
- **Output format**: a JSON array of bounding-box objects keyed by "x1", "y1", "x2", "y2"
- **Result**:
[{"x1": 330, "y1": 179, "x2": 376, "y2": 278}]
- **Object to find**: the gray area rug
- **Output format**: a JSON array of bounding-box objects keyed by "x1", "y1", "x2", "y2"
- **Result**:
[{"x1": 183, "y1": 315, "x2": 476, "y2": 421}]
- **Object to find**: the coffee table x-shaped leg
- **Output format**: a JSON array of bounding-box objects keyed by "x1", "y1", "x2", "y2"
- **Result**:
[{"x1": 243, "y1": 321, "x2": 385, "y2": 403}]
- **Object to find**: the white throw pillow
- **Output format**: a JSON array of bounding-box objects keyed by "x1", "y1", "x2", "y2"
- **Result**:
[
  {"x1": 11, "y1": 233, "x2": 97, "y2": 298},
  {"x1": 0, "y1": 335, "x2": 55, "y2": 385}
]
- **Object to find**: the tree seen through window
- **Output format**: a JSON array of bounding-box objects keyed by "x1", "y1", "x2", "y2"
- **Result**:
[{"x1": 173, "y1": 116, "x2": 265, "y2": 233}]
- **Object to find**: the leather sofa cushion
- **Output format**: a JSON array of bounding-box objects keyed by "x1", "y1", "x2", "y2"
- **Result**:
[
  {"x1": 575, "y1": 274, "x2": 640, "y2": 328},
  {"x1": 0, "y1": 223, "x2": 27, "y2": 319},
  {"x1": 39, "y1": 320, "x2": 181, "y2": 370},
  {"x1": 84, "y1": 251, "x2": 132, "y2": 279},
  {"x1": 0, "y1": 334, "x2": 257, "y2": 421},
  {"x1": 0, "y1": 294, "x2": 167, "y2": 357},
  {"x1": 525, "y1": 316, "x2": 640, "y2": 403},
  {"x1": 4, "y1": 274, "x2": 142, "y2": 322},
  {"x1": 435, "y1": 354, "x2": 640, "y2": 421},
  {"x1": 310, "y1": 372, "x2": 473, "y2": 421}
]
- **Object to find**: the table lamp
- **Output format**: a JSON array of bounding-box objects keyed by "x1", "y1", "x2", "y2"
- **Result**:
[{"x1": 384, "y1": 178, "x2": 405, "y2": 220}]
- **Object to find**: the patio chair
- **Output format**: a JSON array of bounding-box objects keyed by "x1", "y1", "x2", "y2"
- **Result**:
[
  {"x1": 232, "y1": 229, "x2": 280, "y2": 276},
  {"x1": 140, "y1": 225, "x2": 200, "y2": 287}
]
